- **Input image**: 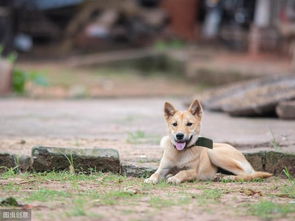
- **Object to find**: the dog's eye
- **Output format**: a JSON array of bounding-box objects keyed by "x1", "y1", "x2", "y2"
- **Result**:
[
  {"x1": 172, "y1": 122, "x2": 177, "y2": 127},
  {"x1": 186, "y1": 122, "x2": 193, "y2": 126}
]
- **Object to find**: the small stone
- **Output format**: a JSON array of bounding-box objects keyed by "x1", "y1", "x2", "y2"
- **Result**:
[
  {"x1": 31, "y1": 146, "x2": 120, "y2": 173},
  {"x1": 121, "y1": 163, "x2": 156, "y2": 178},
  {"x1": 276, "y1": 100, "x2": 295, "y2": 119}
]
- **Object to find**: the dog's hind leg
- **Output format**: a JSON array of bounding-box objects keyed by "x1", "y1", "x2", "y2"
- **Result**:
[{"x1": 208, "y1": 143, "x2": 272, "y2": 181}]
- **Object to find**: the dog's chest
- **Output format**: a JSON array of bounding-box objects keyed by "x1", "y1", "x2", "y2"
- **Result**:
[{"x1": 174, "y1": 150, "x2": 200, "y2": 169}]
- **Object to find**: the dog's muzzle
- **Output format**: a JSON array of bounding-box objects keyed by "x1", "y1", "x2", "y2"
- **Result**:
[{"x1": 174, "y1": 135, "x2": 193, "y2": 151}]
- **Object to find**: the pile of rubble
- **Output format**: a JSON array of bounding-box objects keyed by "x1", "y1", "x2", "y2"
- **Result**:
[{"x1": 202, "y1": 74, "x2": 295, "y2": 119}]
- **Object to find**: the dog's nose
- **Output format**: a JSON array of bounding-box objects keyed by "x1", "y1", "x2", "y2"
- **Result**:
[{"x1": 176, "y1": 133, "x2": 184, "y2": 140}]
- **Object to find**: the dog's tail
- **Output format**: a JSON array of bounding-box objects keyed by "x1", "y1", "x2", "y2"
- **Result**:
[{"x1": 233, "y1": 171, "x2": 273, "y2": 181}]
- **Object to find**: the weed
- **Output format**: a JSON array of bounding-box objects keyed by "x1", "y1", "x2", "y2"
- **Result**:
[
  {"x1": 248, "y1": 200, "x2": 295, "y2": 219},
  {"x1": 269, "y1": 129, "x2": 281, "y2": 151},
  {"x1": 63, "y1": 153, "x2": 75, "y2": 174},
  {"x1": 283, "y1": 168, "x2": 294, "y2": 181}
]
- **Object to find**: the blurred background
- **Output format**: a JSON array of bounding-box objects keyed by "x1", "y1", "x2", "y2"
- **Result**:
[
  {"x1": 1, "y1": 0, "x2": 295, "y2": 161},
  {"x1": 1, "y1": 0, "x2": 295, "y2": 99}
]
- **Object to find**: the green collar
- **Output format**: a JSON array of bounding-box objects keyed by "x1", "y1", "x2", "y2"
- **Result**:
[{"x1": 194, "y1": 137, "x2": 213, "y2": 149}]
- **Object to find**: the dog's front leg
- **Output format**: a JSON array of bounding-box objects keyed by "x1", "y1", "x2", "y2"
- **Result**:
[
  {"x1": 144, "y1": 167, "x2": 171, "y2": 184},
  {"x1": 167, "y1": 169, "x2": 197, "y2": 184},
  {"x1": 144, "y1": 158, "x2": 173, "y2": 184}
]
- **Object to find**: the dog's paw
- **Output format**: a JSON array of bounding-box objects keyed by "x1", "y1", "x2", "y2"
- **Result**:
[
  {"x1": 144, "y1": 177, "x2": 159, "y2": 184},
  {"x1": 167, "y1": 176, "x2": 181, "y2": 185}
]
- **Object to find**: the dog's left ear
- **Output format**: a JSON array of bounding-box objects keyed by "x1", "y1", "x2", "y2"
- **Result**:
[
  {"x1": 188, "y1": 99, "x2": 202, "y2": 118},
  {"x1": 164, "y1": 102, "x2": 177, "y2": 120}
]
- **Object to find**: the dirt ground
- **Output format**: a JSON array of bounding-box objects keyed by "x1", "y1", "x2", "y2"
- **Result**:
[{"x1": 0, "y1": 171, "x2": 294, "y2": 221}]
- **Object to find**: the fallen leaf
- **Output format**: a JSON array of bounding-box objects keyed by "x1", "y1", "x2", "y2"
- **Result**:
[{"x1": 240, "y1": 188, "x2": 263, "y2": 196}]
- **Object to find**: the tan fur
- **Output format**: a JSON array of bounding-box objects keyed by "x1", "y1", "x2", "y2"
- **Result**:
[{"x1": 145, "y1": 100, "x2": 272, "y2": 184}]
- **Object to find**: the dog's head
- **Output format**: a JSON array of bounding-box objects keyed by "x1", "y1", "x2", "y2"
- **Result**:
[{"x1": 164, "y1": 99, "x2": 202, "y2": 151}]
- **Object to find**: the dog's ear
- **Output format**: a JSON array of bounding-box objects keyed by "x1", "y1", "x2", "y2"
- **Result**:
[
  {"x1": 164, "y1": 102, "x2": 176, "y2": 120},
  {"x1": 188, "y1": 99, "x2": 202, "y2": 118}
]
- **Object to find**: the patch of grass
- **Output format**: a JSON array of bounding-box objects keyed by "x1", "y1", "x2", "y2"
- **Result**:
[
  {"x1": 66, "y1": 198, "x2": 87, "y2": 217},
  {"x1": 196, "y1": 189, "x2": 223, "y2": 204},
  {"x1": 279, "y1": 168, "x2": 295, "y2": 199},
  {"x1": 154, "y1": 40, "x2": 186, "y2": 50},
  {"x1": 25, "y1": 189, "x2": 71, "y2": 202},
  {"x1": 142, "y1": 181, "x2": 171, "y2": 190},
  {"x1": 127, "y1": 130, "x2": 161, "y2": 144},
  {"x1": 221, "y1": 176, "x2": 264, "y2": 183},
  {"x1": 280, "y1": 184, "x2": 295, "y2": 199},
  {"x1": 248, "y1": 201, "x2": 295, "y2": 219},
  {"x1": 0, "y1": 168, "x2": 18, "y2": 179},
  {"x1": 283, "y1": 168, "x2": 294, "y2": 181},
  {"x1": 99, "y1": 190, "x2": 140, "y2": 205},
  {"x1": 2, "y1": 183, "x2": 21, "y2": 192}
]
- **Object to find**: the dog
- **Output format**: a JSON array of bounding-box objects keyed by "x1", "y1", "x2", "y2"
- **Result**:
[{"x1": 144, "y1": 99, "x2": 272, "y2": 184}]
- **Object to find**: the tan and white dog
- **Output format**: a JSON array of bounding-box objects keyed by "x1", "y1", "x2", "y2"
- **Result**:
[{"x1": 144, "y1": 99, "x2": 272, "y2": 184}]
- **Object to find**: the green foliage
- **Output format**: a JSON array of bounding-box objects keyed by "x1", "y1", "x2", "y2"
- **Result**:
[
  {"x1": 0, "y1": 45, "x2": 48, "y2": 94},
  {"x1": 12, "y1": 69, "x2": 27, "y2": 93},
  {"x1": 283, "y1": 168, "x2": 294, "y2": 181},
  {"x1": 66, "y1": 198, "x2": 87, "y2": 216},
  {"x1": 154, "y1": 40, "x2": 186, "y2": 50},
  {"x1": 0, "y1": 45, "x2": 17, "y2": 64},
  {"x1": 12, "y1": 69, "x2": 49, "y2": 94}
]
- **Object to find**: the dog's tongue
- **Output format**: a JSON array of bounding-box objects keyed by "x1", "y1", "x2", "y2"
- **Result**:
[{"x1": 175, "y1": 142, "x2": 186, "y2": 150}]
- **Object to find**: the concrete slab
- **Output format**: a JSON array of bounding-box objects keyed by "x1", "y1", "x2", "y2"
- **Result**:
[{"x1": 0, "y1": 98, "x2": 294, "y2": 163}]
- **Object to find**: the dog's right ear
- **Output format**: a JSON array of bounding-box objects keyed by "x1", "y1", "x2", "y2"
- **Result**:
[{"x1": 164, "y1": 102, "x2": 176, "y2": 120}]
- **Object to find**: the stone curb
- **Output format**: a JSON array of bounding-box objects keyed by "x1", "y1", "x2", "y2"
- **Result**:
[
  {"x1": 0, "y1": 148, "x2": 294, "y2": 177},
  {"x1": 244, "y1": 151, "x2": 295, "y2": 177},
  {"x1": 0, "y1": 153, "x2": 31, "y2": 173},
  {"x1": 31, "y1": 146, "x2": 120, "y2": 173}
]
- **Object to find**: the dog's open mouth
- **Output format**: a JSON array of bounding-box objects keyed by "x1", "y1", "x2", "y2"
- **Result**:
[
  {"x1": 174, "y1": 136, "x2": 193, "y2": 151},
  {"x1": 175, "y1": 142, "x2": 186, "y2": 151}
]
